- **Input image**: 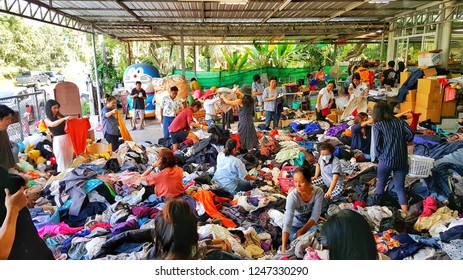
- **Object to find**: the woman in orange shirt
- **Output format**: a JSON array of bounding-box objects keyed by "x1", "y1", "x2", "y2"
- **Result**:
[{"x1": 141, "y1": 148, "x2": 184, "y2": 199}]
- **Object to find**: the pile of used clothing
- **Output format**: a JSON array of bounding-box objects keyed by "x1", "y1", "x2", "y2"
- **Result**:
[{"x1": 18, "y1": 114, "x2": 463, "y2": 260}]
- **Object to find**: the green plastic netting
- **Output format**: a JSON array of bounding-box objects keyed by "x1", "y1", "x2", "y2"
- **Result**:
[{"x1": 172, "y1": 66, "x2": 348, "y2": 89}]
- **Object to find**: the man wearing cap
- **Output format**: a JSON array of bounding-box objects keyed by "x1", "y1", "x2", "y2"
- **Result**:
[
  {"x1": 160, "y1": 86, "x2": 183, "y2": 139},
  {"x1": 202, "y1": 89, "x2": 220, "y2": 127}
]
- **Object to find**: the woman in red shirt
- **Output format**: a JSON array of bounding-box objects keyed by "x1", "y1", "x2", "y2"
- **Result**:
[{"x1": 141, "y1": 148, "x2": 184, "y2": 199}]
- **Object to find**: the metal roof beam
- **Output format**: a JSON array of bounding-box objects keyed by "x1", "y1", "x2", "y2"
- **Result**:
[
  {"x1": 58, "y1": 7, "x2": 414, "y2": 12},
  {"x1": 262, "y1": 0, "x2": 292, "y2": 23},
  {"x1": 0, "y1": 0, "x2": 98, "y2": 33},
  {"x1": 114, "y1": 0, "x2": 143, "y2": 22},
  {"x1": 320, "y1": 1, "x2": 368, "y2": 22}
]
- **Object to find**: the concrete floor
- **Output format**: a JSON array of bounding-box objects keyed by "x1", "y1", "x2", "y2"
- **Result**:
[{"x1": 94, "y1": 114, "x2": 165, "y2": 145}]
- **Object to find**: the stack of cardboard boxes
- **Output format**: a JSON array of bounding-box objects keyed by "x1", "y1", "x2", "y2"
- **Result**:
[
  {"x1": 400, "y1": 67, "x2": 457, "y2": 123},
  {"x1": 415, "y1": 78, "x2": 442, "y2": 122}
]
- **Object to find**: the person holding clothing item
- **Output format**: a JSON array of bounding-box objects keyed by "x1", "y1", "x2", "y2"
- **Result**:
[
  {"x1": 372, "y1": 101, "x2": 414, "y2": 213},
  {"x1": 316, "y1": 81, "x2": 335, "y2": 121},
  {"x1": 168, "y1": 101, "x2": 208, "y2": 152},
  {"x1": 160, "y1": 86, "x2": 183, "y2": 139},
  {"x1": 312, "y1": 142, "x2": 344, "y2": 200},
  {"x1": 221, "y1": 84, "x2": 259, "y2": 151},
  {"x1": 44, "y1": 99, "x2": 74, "y2": 172},
  {"x1": 0, "y1": 105, "x2": 16, "y2": 171},
  {"x1": 130, "y1": 81, "x2": 147, "y2": 130},
  {"x1": 262, "y1": 76, "x2": 282, "y2": 129},
  {"x1": 281, "y1": 165, "x2": 324, "y2": 252},
  {"x1": 141, "y1": 148, "x2": 184, "y2": 200},
  {"x1": 202, "y1": 89, "x2": 221, "y2": 127},
  {"x1": 321, "y1": 209, "x2": 381, "y2": 260},
  {"x1": 348, "y1": 73, "x2": 369, "y2": 100},
  {"x1": 212, "y1": 138, "x2": 258, "y2": 194},
  {"x1": 101, "y1": 95, "x2": 121, "y2": 152}
]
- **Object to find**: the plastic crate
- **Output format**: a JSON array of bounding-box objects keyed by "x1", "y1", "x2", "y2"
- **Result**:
[
  {"x1": 408, "y1": 155, "x2": 434, "y2": 178},
  {"x1": 278, "y1": 166, "x2": 298, "y2": 194}
]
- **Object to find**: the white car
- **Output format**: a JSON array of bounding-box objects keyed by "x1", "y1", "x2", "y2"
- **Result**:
[{"x1": 45, "y1": 71, "x2": 65, "y2": 83}]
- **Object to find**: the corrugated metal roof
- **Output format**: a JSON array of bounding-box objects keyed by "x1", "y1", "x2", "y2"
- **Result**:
[{"x1": 10, "y1": 0, "x2": 447, "y2": 44}]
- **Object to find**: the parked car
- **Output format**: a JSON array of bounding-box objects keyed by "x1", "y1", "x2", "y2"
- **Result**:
[
  {"x1": 16, "y1": 71, "x2": 50, "y2": 87},
  {"x1": 45, "y1": 71, "x2": 65, "y2": 83}
]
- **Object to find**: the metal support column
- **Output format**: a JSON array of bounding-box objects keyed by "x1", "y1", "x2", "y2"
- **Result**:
[
  {"x1": 91, "y1": 27, "x2": 102, "y2": 122},
  {"x1": 193, "y1": 43, "x2": 197, "y2": 78},
  {"x1": 181, "y1": 35, "x2": 186, "y2": 76},
  {"x1": 386, "y1": 22, "x2": 395, "y2": 62},
  {"x1": 127, "y1": 42, "x2": 132, "y2": 65},
  {"x1": 379, "y1": 32, "x2": 385, "y2": 62},
  {"x1": 439, "y1": 1, "x2": 455, "y2": 68}
]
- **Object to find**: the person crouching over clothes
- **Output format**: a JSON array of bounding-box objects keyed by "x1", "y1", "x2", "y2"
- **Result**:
[
  {"x1": 168, "y1": 100, "x2": 208, "y2": 152},
  {"x1": 212, "y1": 138, "x2": 257, "y2": 194},
  {"x1": 312, "y1": 142, "x2": 344, "y2": 200}
]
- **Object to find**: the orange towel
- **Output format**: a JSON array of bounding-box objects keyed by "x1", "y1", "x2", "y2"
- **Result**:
[{"x1": 116, "y1": 110, "x2": 133, "y2": 141}]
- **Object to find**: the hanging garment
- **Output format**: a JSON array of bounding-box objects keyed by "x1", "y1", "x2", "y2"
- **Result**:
[
  {"x1": 341, "y1": 96, "x2": 368, "y2": 121},
  {"x1": 65, "y1": 118, "x2": 91, "y2": 155},
  {"x1": 116, "y1": 110, "x2": 133, "y2": 141}
]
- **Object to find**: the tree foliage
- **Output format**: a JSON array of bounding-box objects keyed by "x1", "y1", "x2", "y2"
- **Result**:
[{"x1": 0, "y1": 16, "x2": 70, "y2": 78}]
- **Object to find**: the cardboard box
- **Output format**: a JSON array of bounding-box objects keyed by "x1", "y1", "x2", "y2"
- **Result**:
[
  {"x1": 441, "y1": 100, "x2": 457, "y2": 117},
  {"x1": 400, "y1": 71, "x2": 412, "y2": 86},
  {"x1": 405, "y1": 90, "x2": 417, "y2": 103},
  {"x1": 86, "y1": 143, "x2": 112, "y2": 154},
  {"x1": 415, "y1": 106, "x2": 442, "y2": 123},
  {"x1": 417, "y1": 79, "x2": 441, "y2": 95},
  {"x1": 416, "y1": 93, "x2": 442, "y2": 109},
  {"x1": 326, "y1": 109, "x2": 343, "y2": 123},
  {"x1": 422, "y1": 68, "x2": 438, "y2": 78},
  {"x1": 418, "y1": 52, "x2": 443, "y2": 67},
  {"x1": 400, "y1": 102, "x2": 415, "y2": 113}
]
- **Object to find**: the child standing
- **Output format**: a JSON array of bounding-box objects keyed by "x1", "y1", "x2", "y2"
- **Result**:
[
  {"x1": 312, "y1": 142, "x2": 344, "y2": 200},
  {"x1": 101, "y1": 95, "x2": 121, "y2": 152}
]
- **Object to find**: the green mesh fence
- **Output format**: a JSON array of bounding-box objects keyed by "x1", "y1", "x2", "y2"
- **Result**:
[{"x1": 172, "y1": 66, "x2": 348, "y2": 89}]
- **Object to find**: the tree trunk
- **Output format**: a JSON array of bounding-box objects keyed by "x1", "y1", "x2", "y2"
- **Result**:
[{"x1": 206, "y1": 57, "x2": 211, "y2": 72}]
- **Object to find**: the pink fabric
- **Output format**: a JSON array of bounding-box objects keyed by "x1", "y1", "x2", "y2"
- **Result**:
[
  {"x1": 445, "y1": 87, "x2": 456, "y2": 102},
  {"x1": 419, "y1": 196, "x2": 437, "y2": 218},
  {"x1": 37, "y1": 222, "x2": 84, "y2": 238}
]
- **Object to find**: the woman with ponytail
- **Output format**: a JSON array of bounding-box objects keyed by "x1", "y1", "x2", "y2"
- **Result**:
[
  {"x1": 212, "y1": 138, "x2": 258, "y2": 194},
  {"x1": 154, "y1": 199, "x2": 198, "y2": 259}
]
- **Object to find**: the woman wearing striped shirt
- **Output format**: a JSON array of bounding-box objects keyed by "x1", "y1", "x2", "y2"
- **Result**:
[{"x1": 372, "y1": 101, "x2": 414, "y2": 213}]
